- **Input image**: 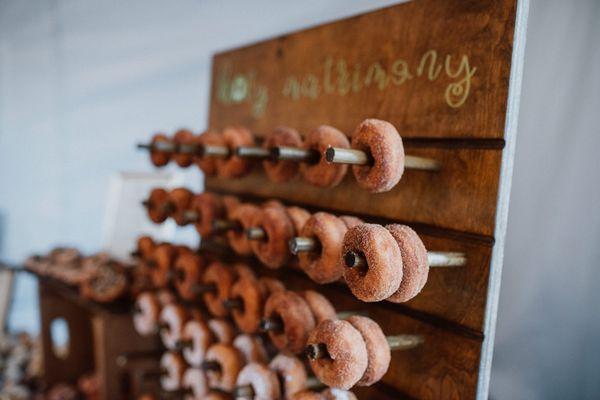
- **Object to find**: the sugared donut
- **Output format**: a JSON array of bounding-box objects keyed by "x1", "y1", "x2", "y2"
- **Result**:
[
  {"x1": 182, "y1": 368, "x2": 209, "y2": 400},
  {"x1": 172, "y1": 129, "x2": 199, "y2": 168},
  {"x1": 299, "y1": 290, "x2": 337, "y2": 324},
  {"x1": 350, "y1": 119, "x2": 404, "y2": 193},
  {"x1": 250, "y1": 206, "x2": 294, "y2": 269},
  {"x1": 262, "y1": 127, "x2": 303, "y2": 183},
  {"x1": 345, "y1": 316, "x2": 390, "y2": 386},
  {"x1": 160, "y1": 352, "x2": 186, "y2": 391},
  {"x1": 262, "y1": 199, "x2": 285, "y2": 209},
  {"x1": 298, "y1": 212, "x2": 347, "y2": 284},
  {"x1": 196, "y1": 130, "x2": 223, "y2": 176},
  {"x1": 293, "y1": 391, "x2": 325, "y2": 400},
  {"x1": 208, "y1": 318, "x2": 235, "y2": 344},
  {"x1": 339, "y1": 216, "x2": 363, "y2": 230},
  {"x1": 301, "y1": 126, "x2": 349, "y2": 188},
  {"x1": 150, "y1": 133, "x2": 172, "y2": 167},
  {"x1": 263, "y1": 290, "x2": 316, "y2": 354},
  {"x1": 342, "y1": 224, "x2": 402, "y2": 302},
  {"x1": 133, "y1": 292, "x2": 160, "y2": 336},
  {"x1": 81, "y1": 262, "x2": 128, "y2": 302},
  {"x1": 223, "y1": 195, "x2": 241, "y2": 215},
  {"x1": 174, "y1": 252, "x2": 205, "y2": 301},
  {"x1": 135, "y1": 236, "x2": 156, "y2": 260},
  {"x1": 227, "y1": 204, "x2": 260, "y2": 255},
  {"x1": 169, "y1": 188, "x2": 195, "y2": 226},
  {"x1": 191, "y1": 193, "x2": 224, "y2": 238},
  {"x1": 233, "y1": 334, "x2": 268, "y2": 364},
  {"x1": 203, "y1": 262, "x2": 236, "y2": 317},
  {"x1": 182, "y1": 319, "x2": 213, "y2": 367},
  {"x1": 286, "y1": 206, "x2": 311, "y2": 234},
  {"x1": 204, "y1": 344, "x2": 245, "y2": 392},
  {"x1": 216, "y1": 126, "x2": 254, "y2": 178},
  {"x1": 229, "y1": 276, "x2": 264, "y2": 334},
  {"x1": 306, "y1": 319, "x2": 368, "y2": 390},
  {"x1": 236, "y1": 363, "x2": 281, "y2": 400},
  {"x1": 146, "y1": 188, "x2": 171, "y2": 223},
  {"x1": 150, "y1": 244, "x2": 177, "y2": 288},
  {"x1": 233, "y1": 262, "x2": 256, "y2": 281},
  {"x1": 269, "y1": 353, "x2": 307, "y2": 399},
  {"x1": 159, "y1": 303, "x2": 187, "y2": 350},
  {"x1": 157, "y1": 289, "x2": 177, "y2": 306},
  {"x1": 258, "y1": 277, "x2": 285, "y2": 297},
  {"x1": 321, "y1": 388, "x2": 358, "y2": 400},
  {"x1": 384, "y1": 224, "x2": 429, "y2": 303}
]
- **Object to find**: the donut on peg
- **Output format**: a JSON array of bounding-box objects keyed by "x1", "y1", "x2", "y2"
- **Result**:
[
  {"x1": 322, "y1": 388, "x2": 358, "y2": 400},
  {"x1": 269, "y1": 353, "x2": 308, "y2": 399},
  {"x1": 149, "y1": 133, "x2": 173, "y2": 167},
  {"x1": 301, "y1": 125, "x2": 350, "y2": 188},
  {"x1": 305, "y1": 319, "x2": 368, "y2": 390},
  {"x1": 204, "y1": 343, "x2": 245, "y2": 392},
  {"x1": 342, "y1": 224, "x2": 403, "y2": 302},
  {"x1": 236, "y1": 362, "x2": 281, "y2": 400},
  {"x1": 233, "y1": 262, "x2": 257, "y2": 282},
  {"x1": 174, "y1": 252, "x2": 205, "y2": 301},
  {"x1": 146, "y1": 188, "x2": 172, "y2": 223},
  {"x1": 250, "y1": 206, "x2": 295, "y2": 269},
  {"x1": 227, "y1": 204, "x2": 260, "y2": 255},
  {"x1": 287, "y1": 206, "x2": 311, "y2": 235},
  {"x1": 168, "y1": 188, "x2": 195, "y2": 226},
  {"x1": 297, "y1": 212, "x2": 348, "y2": 284},
  {"x1": 223, "y1": 195, "x2": 241, "y2": 215},
  {"x1": 299, "y1": 290, "x2": 337, "y2": 324},
  {"x1": 80, "y1": 262, "x2": 128, "y2": 303},
  {"x1": 263, "y1": 290, "x2": 316, "y2": 354},
  {"x1": 262, "y1": 127, "x2": 303, "y2": 182},
  {"x1": 339, "y1": 216, "x2": 363, "y2": 230},
  {"x1": 181, "y1": 319, "x2": 213, "y2": 367},
  {"x1": 195, "y1": 130, "x2": 224, "y2": 176},
  {"x1": 233, "y1": 334, "x2": 268, "y2": 364},
  {"x1": 350, "y1": 119, "x2": 404, "y2": 193},
  {"x1": 216, "y1": 126, "x2": 254, "y2": 178},
  {"x1": 191, "y1": 193, "x2": 225, "y2": 238},
  {"x1": 203, "y1": 261, "x2": 236, "y2": 317},
  {"x1": 172, "y1": 129, "x2": 199, "y2": 168},
  {"x1": 159, "y1": 303, "x2": 187, "y2": 350},
  {"x1": 133, "y1": 236, "x2": 156, "y2": 260},
  {"x1": 182, "y1": 368, "x2": 209, "y2": 400},
  {"x1": 258, "y1": 277, "x2": 285, "y2": 297},
  {"x1": 133, "y1": 292, "x2": 161, "y2": 336},
  {"x1": 150, "y1": 243, "x2": 178, "y2": 288},
  {"x1": 345, "y1": 315, "x2": 390, "y2": 386},
  {"x1": 208, "y1": 318, "x2": 235, "y2": 345},
  {"x1": 160, "y1": 352, "x2": 186, "y2": 391},
  {"x1": 385, "y1": 224, "x2": 429, "y2": 303},
  {"x1": 229, "y1": 276, "x2": 265, "y2": 334}
]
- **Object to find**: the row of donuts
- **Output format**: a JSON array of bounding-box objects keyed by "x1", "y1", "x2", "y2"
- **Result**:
[
  {"x1": 139, "y1": 119, "x2": 440, "y2": 193},
  {"x1": 142, "y1": 189, "x2": 467, "y2": 303}
]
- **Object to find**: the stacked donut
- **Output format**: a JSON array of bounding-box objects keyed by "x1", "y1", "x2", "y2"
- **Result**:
[{"x1": 143, "y1": 119, "x2": 408, "y2": 193}]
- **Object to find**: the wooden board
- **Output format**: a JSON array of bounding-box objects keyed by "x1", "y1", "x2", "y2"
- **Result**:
[{"x1": 205, "y1": 1, "x2": 528, "y2": 398}]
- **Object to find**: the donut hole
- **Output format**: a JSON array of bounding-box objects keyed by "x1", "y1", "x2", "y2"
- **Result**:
[
  {"x1": 344, "y1": 251, "x2": 369, "y2": 277},
  {"x1": 304, "y1": 144, "x2": 323, "y2": 165},
  {"x1": 263, "y1": 313, "x2": 285, "y2": 334}
]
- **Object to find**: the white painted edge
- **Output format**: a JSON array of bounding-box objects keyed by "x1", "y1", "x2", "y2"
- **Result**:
[{"x1": 476, "y1": 0, "x2": 530, "y2": 398}]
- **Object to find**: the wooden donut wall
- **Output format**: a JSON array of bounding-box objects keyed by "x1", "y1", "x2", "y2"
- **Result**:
[{"x1": 201, "y1": 1, "x2": 528, "y2": 399}]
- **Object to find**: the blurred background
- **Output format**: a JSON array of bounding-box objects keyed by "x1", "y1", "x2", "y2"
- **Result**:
[{"x1": 0, "y1": 0, "x2": 598, "y2": 399}]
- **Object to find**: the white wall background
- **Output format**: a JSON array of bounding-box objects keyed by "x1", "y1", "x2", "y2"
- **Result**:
[{"x1": 0, "y1": 1, "x2": 599, "y2": 399}]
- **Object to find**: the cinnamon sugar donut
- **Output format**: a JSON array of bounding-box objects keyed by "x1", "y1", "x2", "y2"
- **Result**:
[
  {"x1": 321, "y1": 389, "x2": 358, "y2": 400},
  {"x1": 172, "y1": 129, "x2": 198, "y2": 168},
  {"x1": 203, "y1": 262, "x2": 236, "y2": 317},
  {"x1": 298, "y1": 212, "x2": 347, "y2": 284},
  {"x1": 345, "y1": 316, "x2": 390, "y2": 386},
  {"x1": 160, "y1": 352, "x2": 186, "y2": 391},
  {"x1": 236, "y1": 362, "x2": 281, "y2": 400},
  {"x1": 159, "y1": 303, "x2": 187, "y2": 350},
  {"x1": 269, "y1": 353, "x2": 308, "y2": 399},
  {"x1": 250, "y1": 206, "x2": 294, "y2": 268},
  {"x1": 301, "y1": 126, "x2": 349, "y2": 188},
  {"x1": 262, "y1": 127, "x2": 303, "y2": 182},
  {"x1": 286, "y1": 206, "x2": 311, "y2": 234},
  {"x1": 169, "y1": 188, "x2": 195, "y2": 226},
  {"x1": 135, "y1": 236, "x2": 156, "y2": 260},
  {"x1": 293, "y1": 391, "x2": 325, "y2": 400},
  {"x1": 223, "y1": 195, "x2": 241, "y2": 215},
  {"x1": 230, "y1": 277, "x2": 264, "y2": 333},
  {"x1": 196, "y1": 130, "x2": 223, "y2": 176},
  {"x1": 208, "y1": 318, "x2": 235, "y2": 344},
  {"x1": 133, "y1": 292, "x2": 160, "y2": 336},
  {"x1": 342, "y1": 224, "x2": 403, "y2": 302},
  {"x1": 150, "y1": 133, "x2": 172, "y2": 167},
  {"x1": 191, "y1": 193, "x2": 225, "y2": 238},
  {"x1": 146, "y1": 188, "x2": 171, "y2": 223},
  {"x1": 150, "y1": 243, "x2": 177, "y2": 288},
  {"x1": 385, "y1": 224, "x2": 429, "y2": 303},
  {"x1": 204, "y1": 343, "x2": 245, "y2": 392},
  {"x1": 182, "y1": 368, "x2": 209, "y2": 400},
  {"x1": 233, "y1": 262, "x2": 256, "y2": 281},
  {"x1": 233, "y1": 334, "x2": 268, "y2": 364},
  {"x1": 306, "y1": 319, "x2": 368, "y2": 390},
  {"x1": 262, "y1": 199, "x2": 285, "y2": 209},
  {"x1": 216, "y1": 126, "x2": 254, "y2": 178},
  {"x1": 263, "y1": 290, "x2": 316, "y2": 354},
  {"x1": 339, "y1": 216, "x2": 363, "y2": 230},
  {"x1": 258, "y1": 277, "x2": 285, "y2": 297},
  {"x1": 182, "y1": 319, "x2": 213, "y2": 367},
  {"x1": 350, "y1": 119, "x2": 404, "y2": 193},
  {"x1": 174, "y1": 252, "x2": 205, "y2": 301},
  {"x1": 227, "y1": 204, "x2": 260, "y2": 255},
  {"x1": 299, "y1": 290, "x2": 337, "y2": 324}
]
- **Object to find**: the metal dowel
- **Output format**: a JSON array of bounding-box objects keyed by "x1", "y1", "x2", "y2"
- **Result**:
[
  {"x1": 137, "y1": 141, "x2": 177, "y2": 152},
  {"x1": 201, "y1": 360, "x2": 222, "y2": 372},
  {"x1": 235, "y1": 146, "x2": 271, "y2": 159},
  {"x1": 259, "y1": 316, "x2": 284, "y2": 333},
  {"x1": 270, "y1": 146, "x2": 320, "y2": 163},
  {"x1": 175, "y1": 338, "x2": 193, "y2": 351},
  {"x1": 246, "y1": 227, "x2": 266, "y2": 241},
  {"x1": 289, "y1": 237, "x2": 319, "y2": 254},
  {"x1": 345, "y1": 250, "x2": 466, "y2": 269},
  {"x1": 177, "y1": 143, "x2": 201, "y2": 155},
  {"x1": 234, "y1": 384, "x2": 255, "y2": 398},
  {"x1": 183, "y1": 210, "x2": 199, "y2": 224},
  {"x1": 201, "y1": 145, "x2": 230, "y2": 158},
  {"x1": 325, "y1": 147, "x2": 440, "y2": 171},
  {"x1": 305, "y1": 334, "x2": 423, "y2": 361},
  {"x1": 212, "y1": 219, "x2": 241, "y2": 233},
  {"x1": 223, "y1": 298, "x2": 244, "y2": 311}
]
